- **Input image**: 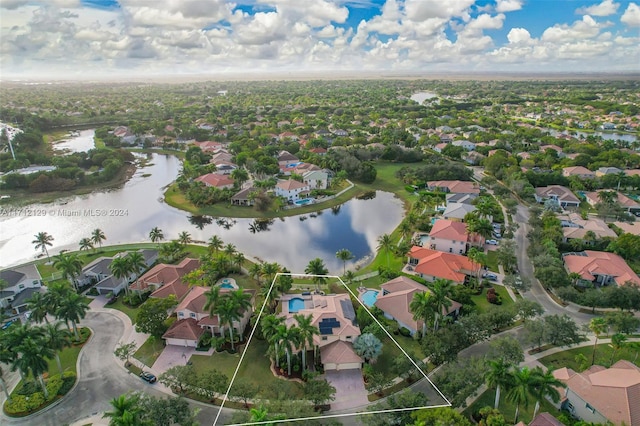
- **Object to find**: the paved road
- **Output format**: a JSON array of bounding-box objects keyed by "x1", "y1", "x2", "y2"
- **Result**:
[{"x1": 0, "y1": 310, "x2": 234, "y2": 426}]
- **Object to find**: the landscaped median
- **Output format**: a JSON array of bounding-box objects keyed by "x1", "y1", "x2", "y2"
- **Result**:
[{"x1": 3, "y1": 327, "x2": 92, "y2": 417}]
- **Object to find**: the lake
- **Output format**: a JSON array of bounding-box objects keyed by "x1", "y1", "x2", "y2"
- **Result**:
[
  {"x1": 410, "y1": 91, "x2": 438, "y2": 105},
  {"x1": 545, "y1": 128, "x2": 637, "y2": 143},
  {"x1": 53, "y1": 129, "x2": 96, "y2": 153},
  {"x1": 0, "y1": 153, "x2": 404, "y2": 274}
]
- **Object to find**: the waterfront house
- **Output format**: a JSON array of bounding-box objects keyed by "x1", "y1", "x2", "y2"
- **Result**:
[
  {"x1": 583, "y1": 190, "x2": 640, "y2": 214},
  {"x1": 231, "y1": 187, "x2": 257, "y2": 206},
  {"x1": 562, "y1": 250, "x2": 640, "y2": 287},
  {"x1": 428, "y1": 219, "x2": 470, "y2": 254},
  {"x1": 0, "y1": 265, "x2": 42, "y2": 311},
  {"x1": 427, "y1": 180, "x2": 480, "y2": 194},
  {"x1": 302, "y1": 170, "x2": 328, "y2": 190},
  {"x1": 275, "y1": 179, "x2": 310, "y2": 201},
  {"x1": 407, "y1": 246, "x2": 477, "y2": 285},
  {"x1": 131, "y1": 258, "x2": 200, "y2": 300},
  {"x1": 194, "y1": 173, "x2": 235, "y2": 189}
]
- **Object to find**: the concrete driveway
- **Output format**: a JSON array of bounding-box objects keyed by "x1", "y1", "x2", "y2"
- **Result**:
[
  {"x1": 325, "y1": 369, "x2": 369, "y2": 411},
  {"x1": 152, "y1": 345, "x2": 198, "y2": 372}
]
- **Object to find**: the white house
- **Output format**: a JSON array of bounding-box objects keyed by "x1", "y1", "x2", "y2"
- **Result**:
[
  {"x1": 302, "y1": 170, "x2": 328, "y2": 190},
  {"x1": 0, "y1": 265, "x2": 42, "y2": 310},
  {"x1": 452, "y1": 140, "x2": 476, "y2": 151},
  {"x1": 428, "y1": 219, "x2": 469, "y2": 254},
  {"x1": 275, "y1": 179, "x2": 310, "y2": 201}
]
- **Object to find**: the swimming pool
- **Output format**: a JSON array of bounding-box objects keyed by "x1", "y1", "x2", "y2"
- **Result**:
[
  {"x1": 361, "y1": 290, "x2": 379, "y2": 307},
  {"x1": 288, "y1": 297, "x2": 306, "y2": 313},
  {"x1": 295, "y1": 198, "x2": 312, "y2": 206},
  {"x1": 220, "y1": 283, "x2": 234, "y2": 289}
]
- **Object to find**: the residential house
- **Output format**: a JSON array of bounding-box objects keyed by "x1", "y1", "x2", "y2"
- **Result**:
[
  {"x1": 277, "y1": 151, "x2": 299, "y2": 166},
  {"x1": 231, "y1": 187, "x2": 257, "y2": 206},
  {"x1": 332, "y1": 129, "x2": 348, "y2": 137},
  {"x1": 562, "y1": 250, "x2": 640, "y2": 287},
  {"x1": 0, "y1": 265, "x2": 42, "y2": 311},
  {"x1": 612, "y1": 221, "x2": 640, "y2": 236},
  {"x1": 275, "y1": 179, "x2": 310, "y2": 201},
  {"x1": 194, "y1": 173, "x2": 235, "y2": 189},
  {"x1": 583, "y1": 190, "x2": 640, "y2": 214},
  {"x1": 558, "y1": 213, "x2": 617, "y2": 242},
  {"x1": 464, "y1": 151, "x2": 485, "y2": 165},
  {"x1": 534, "y1": 185, "x2": 580, "y2": 209},
  {"x1": 212, "y1": 162, "x2": 237, "y2": 175},
  {"x1": 210, "y1": 151, "x2": 234, "y2": 165},
  {"x1": 314, "y1": 129, "x2": 331, "y2": 139},
  {"x1": 427, "y1": 180, "x2": 480, "y2": 194},
  {"x1": 553, "y1": 360, "x2": 640, "y2": 426},
  {"x1": 278, "y1": 132, "x2": 298, "y2": 141},
  {"x1": 302, "y1": 170, "x2": 328, "y2": 190},
  {"x1": 428, "y1": 219, "x2": 470, "y2": 254},
  {"x1": 194, "y1": 141, "x2": 224, "y2": 153},
  {"x1": 433, "y1": 143, "x2": 448, "y2": 153},
  {"x1": 407, "y1": 246, "x2": 477, "y2": 285},
  {"x1": 595, "y1": 166, "x2": 623, "y2": 177},
  {"x1": 131, "y1": 258, "x2": 200, "y2": 300},
  {"x1": 280, "y1": 293, "x2": 362, "y2": 371},
  {"x1": 452, "y1": 140, "x2": 476, "y2": 151},
  {"x1": 163, "y1": 285, "x2": 256, "y2": 347},
  {"x1": 624, "y1": 169, "x2": 640, "y2": 177},
  {"x1": 442, "y1": 203, "x2": 477, "y2": 222},
  {"x1": 516, "y1": 413, "x2": 564, "y2": 426},
  {"x1": 308, "y1": 147, "x2": 327, "y2": 155},
  {"x1": 445, "y1": 193, "x2": 478, "y2": 205},
  {"x1": 540, "y1": 144, "x2": 565, "y2": 157},
  {"x1": 373, "y1": 276, "x2": 461, "y2": 336},
  {"x1": 562, "y1": 166, "x2": 596, "y2": 179}
]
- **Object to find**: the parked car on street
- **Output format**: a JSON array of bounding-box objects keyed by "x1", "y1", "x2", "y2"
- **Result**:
[
  {"x1": 1, "y1": 319, "x2": 16, "y2": 330},
  {"x1": 139, "y1": 372, "x2": 157, "y2": 383}
]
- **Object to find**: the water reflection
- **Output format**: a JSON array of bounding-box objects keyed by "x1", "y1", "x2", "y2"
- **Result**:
[
  {"x1": 53, "y1": 129, "x2": 96, "y2": 153},
  {"x1": 0, "y1": 154, "x2": 404, "y2": 273}
]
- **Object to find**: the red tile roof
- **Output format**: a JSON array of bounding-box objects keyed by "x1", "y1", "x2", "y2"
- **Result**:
[
  {"x1": 195, "y1": 173, "x2": 234, "y2": 188},
  {"x1": 563, "y1": 250, "x2": 640, "y2": 286},
  {"x1": 162, "y1": 318, "x2": 204, "y2": 341},
  {"x1": 409, "y1": 246, "x2": 477, "y2": 283},
  {"x1": 429, "y1": 219, "x2": 468, "y2": 242}
]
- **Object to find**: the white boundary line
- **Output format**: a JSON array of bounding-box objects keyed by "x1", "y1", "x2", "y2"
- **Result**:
[{"x1": 213, "y1": 273, "x2": 451, "y2": 426}]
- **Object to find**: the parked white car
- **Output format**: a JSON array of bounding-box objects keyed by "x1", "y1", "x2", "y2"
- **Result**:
[{"x1": 486, "y1": 239, "x2": 498, "y2": 245}]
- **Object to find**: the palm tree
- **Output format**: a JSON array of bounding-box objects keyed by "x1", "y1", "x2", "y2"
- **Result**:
[
  {"x1": 353, "y1": 333, "x2": 383, "y2": 364},
  {"x1": 531, "y1": 366, "x2": 564, "y2": 419},
  {"x1": 203, "y1": 286, "x2": 221, "y2": 328},
  {"x1": 102, "y1": 393, "x2": 142, "y2": 426},
  {"x1": 410, "y1": 291, "x2": 435, "y2": 338},
  {"x1": 0, "y1": 343, "x2": 12, "y2": 402},
  {"x1": 260, "y1": 262, "x2": 281, "y2": 287},
  {"x1": 177, "y1": 231, "x2": 192, "y2": 246},
  {"x1": 53, "y1": 251, "x2": 83, "y2": 291},
  {"x1": 305, "y1": 258, "x2": 328, "y2": 293},
  {"x1": 149, "y1": 227, "x2": 164, "y2": 247},
  {"x1": 233, "y1": 252, "x2": 245, "y2": 273},
  {"x1": 110, "y1": 256, "x2": 133, "y2": 296},
  {"x1": 293, "y1": 313, "x2": 318, "y2": 371},
  {"x1": 506, "y1": 367, "x2": 536, "y2": 423},
  {"x1": 223, "y1": 243, "x2": 237, "y2": 257},
  {"x1": 228, "y1": 289, "x2": 252, "y2": 342},
  {"x1": 217, "y1": 298, "x2": 241, "y2": 351},
  {"x1": 343, "y1": 270, "x2": 356, "y2": 285},
  {"x1": 261, "y1": 314, "x2": 285, "y2": 367},
  {"x1": 609, "y1": 333, "x2": 628, "y2": 366},
  {"x1": 32, "y1": 231, "x2": 54, "y2": 261},
  {"x1": 467, "y1": 247, "x2": 487, "y2": 284},
  {"x1": 430, "y1": 279, "x2": 453, "y2": 332},
  {"x1": 484, "y1": 359, "x2": 513, "y2": 409},
  {"x1": 589, "y1": 317, "x2": 608, "y2": 365},
  {"x1": 126, "y1": 251, "x2": 147, "y2": 286},
  {"x1": 78, "y1": 237, "x2": 94, "y2": 252},
  {"x1": 43, "y1": 322, "x2": 72, "y2": 374},
  {"x1": 55, "y1": 292, "x2": 90, "y2": 339},
  {"x1": 597, "y1": 190, "x2": 617, "y2": 205},
  {"x1": 207, "y1": 235, "x2": 223, "y2": 254},
  {"x1": 231, "y1": 168, "x2": 249, "y2": 188},
  {"x1": 468, "y1": 217, "x2": 494, "y2": 242},
  {"x1": 91, "y1": 228, "x2": 106, "y2": 250},
  {"x1": 275, "y1": 324, "x2": 300, "y2": 376},
  {"x1": 27, "y1": 291, "x2": 51, "y2": 324},
  {"x1": 12, "y1": 336, "x2": 54, "y2": 398},
  {"x1": 377, "y1": 234, "x2": 394, "y2": 268},
  {"x1": 474, "y1": 197, "x2": 494, "y2": 219},
  {"x1": 335, "y1": 248, "x2": 354, "y2": 275}
]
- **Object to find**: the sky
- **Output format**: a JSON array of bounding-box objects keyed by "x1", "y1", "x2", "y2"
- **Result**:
[{"x1": 0, "y1": 0, "x2": 639, "y2": 79}]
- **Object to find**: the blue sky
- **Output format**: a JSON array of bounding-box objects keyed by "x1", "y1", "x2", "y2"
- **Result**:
[{"x1": 1, "y1": 0, "x2": 638, "y2": 79}]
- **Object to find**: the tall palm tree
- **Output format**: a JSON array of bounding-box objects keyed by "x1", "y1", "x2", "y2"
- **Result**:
[
  {"x1": 249, "y1": 262, "x2": 262, "y2": 283},
  {"x1": 43, "y1": 322, "x2": 72, "y2": 374},
  {"x1": 261, "y1": 262, "x2": 281, "y2": 287},
  {"x1": 126, "y1": 251, "x2": 147, "y2": 288},
  {"x1": 305, "y1": 258, "x2": 328, "y2": 293},
  {"x1": 12, "y1": 336, "x2": 54, "y2": 398},
  {"x1": 55, "y1": 292, "x2": 90, "y2": 339},
  {"x1": 261, "y1": 314, "x2": 285, "y2": 367},
  {"x1": 377, "y1": 234, "x2": 394, "y2": 268},
  {"x1": 474, "y1": 197, "x2": 494, "y2": 219},
  {"x1": 53, "y1": 252, "x2": 83, "y2": 291},
  {"x1": 149, "y1": 227, "x2": 164, "y2": 247},
  {"x1": 335, "y1": 248, "x2": 354, "y2": 275},
  {"x1": 110, "y1": 256, "x2": 133, "y2": 296},
  {"x1": 177, "y1": 231, "x2": 192, "y2": 246},
  {"x1": 27, "y1": 291, "x2": 51, "y2": 324},
  {"x1": 0, "y1": 343, "x2": 12, "y2": 402},
  {"x1": 91, "y1": 228, "x2": 106, "y2": 250},
  {"x1": 223, "y1": 243, "x2": 237, "y2": 257},
  {"x1": 207, "y1": 235, "x2": 223, "y2": 254},
  {"x1": 233, "y1": 252, "x2": 245, "y2": 273},
  {"x1": 78, "y1": 237, "x2": 94, "y2": 253},
  {"x1": 275, "y1": 324, "x2": 300, "y2": 376},
  {"x1": 468, "y1": 217, "x2": 494, "y2": 242},
  {"x1": 531, "y1": 366, "x2": 564, "y2": 419},
  {"x1": 343, "y1": 270, "x2": 356, "y2": 285},
  {"x1": 410, "y1": 291, "x2": 435, "y2": 338},
  {"x1": 293, "y1": 313, "x2": 319, "y2": 371},
  {"x1": 102, "y1": 393, "x2": 143, "y2": 426},
  {"x1": 430, "y1": 279, "x2": 453, "y2": 332},
  {"x1": 32, "y1": 231, "x2": 54, "y2": 262},
  {"x1": 609, "y1": 333, "x2": 628, "y2": 366},
  {"x1": 217, "y1": 297, "x2": 242, "y2": 351},
  {"x1": 589, "y1": 317, "x2": 608, "y2": 365},
  {"x1": 203, "y1": 286, "x2": 222, "y2": 333},
  {"x1": 506, "y1": 367, "x2": 536, "y2": 424},
  {"x1": 484, "y1": 359, "x2": 513, "y2": 409},
  {"x1": 467, "y1": 247, "x2": 487, "y2": 284},
  {"x1": 228, "y1": 289, "x2": 252, "y2": 342}
]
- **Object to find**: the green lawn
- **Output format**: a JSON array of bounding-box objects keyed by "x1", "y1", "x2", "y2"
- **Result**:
[
  {"x1": 134, "y1": 336, "x2": 164, "y2": 367},
  {"x1": 464, "y1": 387, "x2": 561, "y2": 425},
  {"x1": 370, "y1": 332, "x2": 424, "y2": 379},
  {"x1": 485, "y1": 251, "x2": 499, "y2": 272},
  {"x1": 539, "y1": 343, "x2": 640, "y2": 371},
  {"x1": 470, "y1": 285, "x2": 513, "y2": 313},
  {"x1": 189, "y1": 338, "x2": 303, "y2": 397},
  {"x1": 46, "y1": 342, "x2": 83, "y2": 375},
  {"x1": 108, "y1": 294, "x2": 140, "y2": 323}
]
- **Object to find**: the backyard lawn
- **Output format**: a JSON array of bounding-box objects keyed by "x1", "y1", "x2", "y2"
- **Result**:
[
  {"x1": 134, "y1": 336, "x2": 164, "y2": 367},
  {"x1": 464, "y1": 387, "x2": 562, "y2": 425},
  {"x1": 189, "y1": 338, "x2": 303, "y2": 398},
  {"x1": 539, "y1": 343, "x2": 640, "y2": 371}
]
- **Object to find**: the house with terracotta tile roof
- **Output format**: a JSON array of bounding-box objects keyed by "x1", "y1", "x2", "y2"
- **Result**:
[
  {"x1": 163, "y1": 285, "x2": 256, "y2": 347},
  {"x1": 562, "y1": 250, "x2": 640, "y2": 287},
  {"x1": 559, "y1": 213, "x2": 617, "y2": 242},
  {"x1": 428, "y1": 219, "x2": 470, "y2": 254},
  {"x1": 562, "y1": 166, "x2": 595, "y2": 179},
  {"x1": 553, "y1": 360, "x2": 640, "y2": 426},
  {"x1": 407, "y1": 246, "x2": 477, "y2": 285},
  {"x1": 534, "y1": 185, "x2": 580, "y2": 209},
  {"x1": 624, "y1": 169, "x2": 640, "y2": 177},
  {"x1": 194, "y1": 173, "x2": 235, "y2": 189},
  {"x1": 308, "y1": 147, "x2": 327, "y2": 155},
  {"x1": 280, "y1": 293, "x2": 362, "y2": 371},
  {"x1": 131, "y1": 258, "x2": 200, "y2": 300},
  {"x1": 210, "y1": 151, "x2": 234, "y2": 165},
  {"x1": 275, "y1": 179, "x2": 310, "y2": 201},
  {"x1": 373, "y1": 276, "x2": 461, "y2": 336},
  {"x1": 433, "y1": 143, "x2": 448, "y2": 153},
  {"x1": 583, "y1": 190, "x2": 640, "y2": 214},
  {"x1": 613, "y1": 221, "x2": 640, "y2": 236},
  {"x1": 521, "y1": 412, "x2": 564, "y2": 426},
  {"x1": 427, "y1": 180, "x2": 480, "y2": 194},
  {"x1": 194, "y1": 141, "x2": 224, "y2": 153}
]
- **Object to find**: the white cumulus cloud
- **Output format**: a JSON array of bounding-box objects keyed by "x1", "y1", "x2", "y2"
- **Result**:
[
  {"x1": 621, "y1": 2, "x2": 640, "y2": 26},
  {"x1": 576, "y1": 0, "x2": 619, "y2": 16}
]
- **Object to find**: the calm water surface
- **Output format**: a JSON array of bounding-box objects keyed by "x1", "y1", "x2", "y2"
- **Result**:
[
  {"x1": 0, "y1": 153, "x2": 403, "y2": 273},
  {"x1": 53, "y1": 129, "x2": 96, "y2": 153}
]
